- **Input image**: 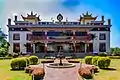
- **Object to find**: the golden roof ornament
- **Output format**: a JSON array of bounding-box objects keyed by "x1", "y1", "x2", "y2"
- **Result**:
[{"x1": 21, "y1": 11, "x2": 41, "y2": 21}]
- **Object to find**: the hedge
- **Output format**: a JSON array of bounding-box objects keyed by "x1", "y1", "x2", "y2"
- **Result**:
[
  {"x1": 28, "y1": 56, "x2": 38, "y2": 65},
  {"x1": 85, "y1": 56, "x2": 93, "y2": 64},
  {"x1": 97, "y1": 57, "x2": 111, "y2": 69},
  {"x1": 92, "y1": 56, "x2": 99, "y2": 66},
  {"x1": 10, "y1": 57, "x2": 27, "y2": 70}
]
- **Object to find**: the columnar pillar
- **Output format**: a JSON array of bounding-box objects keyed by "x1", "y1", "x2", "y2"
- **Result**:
[
  {"x1": 85, "y1": 43, "x2": 87, "y2": 53},
  {"x1": 72, "y1": 31, "x2": 75, "y2": 39},
  {"x1": 73, "y1": 43, "x2": 76, "y2": 53},
  {"x1": 33, "y1": 43, "x2": 35, "y2": 54},
  {"x1": 44, "y1": 42, "x2": 47, "y2": 53},
  {"x1": 87, "y1": 43, "x2": 89, "y2": 53},
  {"x1": 45, "y1": 31, "x2": 48, "y2": 39}
]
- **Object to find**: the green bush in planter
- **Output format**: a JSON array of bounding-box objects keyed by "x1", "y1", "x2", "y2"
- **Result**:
[
  {"x1": 98, "y1": 57, "x2": 111, "y2": 69},
  {"x1": 85, "y1": 56, "x2": 93, "y2": 64},
  {"x1": 10, "y1": 57, "x2": 27, "y2": 70},
  {"x1": 28, "y1": 56, "x2": 38, "y2": 65},
  {"x1": 99, "y1": 52, "x2": 107, "y2": 57},
  {"x1": 22, "y1": 57, "x2": 30, "y2": 66},
  {"x1": 92, "y1": 56, "x2": 99, "y2": 66}
]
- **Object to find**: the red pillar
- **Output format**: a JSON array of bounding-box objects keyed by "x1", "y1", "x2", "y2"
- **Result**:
[{"x1": 44, "y1": 47, "x2": 47, "y2": 53}]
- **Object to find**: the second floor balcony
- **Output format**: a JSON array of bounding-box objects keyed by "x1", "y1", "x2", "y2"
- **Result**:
[{"x1": 28, "y1": 34, "x2": 92, "y2": 41}]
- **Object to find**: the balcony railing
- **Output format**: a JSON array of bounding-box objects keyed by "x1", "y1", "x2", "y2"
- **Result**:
[{"x1": 28, "y1": 35, "x2": 92, "y2": 41}]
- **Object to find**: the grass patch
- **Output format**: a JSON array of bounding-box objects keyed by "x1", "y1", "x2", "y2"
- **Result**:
[
  {"x1": 0, "y1": 59, "x2": 120, "y2": 80},
  {"x1": 0, "y1": 60, "x2": 31, "y2": 80},
  {"x1": 94, "y1": 59, "x2": 120, "y2": 80}
]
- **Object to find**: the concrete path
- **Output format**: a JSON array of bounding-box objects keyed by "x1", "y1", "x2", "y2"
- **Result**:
[{"x1": 41, "y1": 59, "x2": 82, "y2": 80}]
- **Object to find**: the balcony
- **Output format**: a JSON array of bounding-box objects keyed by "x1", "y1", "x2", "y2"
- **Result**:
[
  {"x1": 28, "y1": 34, "x2": 92, "y2": 41},
  {"x1": 74, "y1": 35, "x2": 91, "y2": 41}
]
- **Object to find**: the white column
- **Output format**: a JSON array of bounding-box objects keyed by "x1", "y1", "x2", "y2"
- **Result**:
[
  {"x1": 45, "y1": 31, "x2": 48, "y2": 39},
  {"x1": 44, "y1": 42, "x2": 47, "y2": 53},
  {"x1": 72, "y1": 31, "x2": 75, "y2": 39},
  {"x1": 33, "y1": 43, "x2": 35, "y2": 53}
]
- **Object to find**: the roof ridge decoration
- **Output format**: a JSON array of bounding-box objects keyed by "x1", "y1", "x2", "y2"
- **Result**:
[
  {"x1": 57, "y1": 13, "x2": 63, "y2": 22},
  {"x1": 21, "y1": 11, "x2": 40, "y2": 21},
  {"x1": 82, "y1": 11, "x2": 93, "y2": 18},
  {"x1": 79, "y1": 11, "x2": 97, "y2": 21}
]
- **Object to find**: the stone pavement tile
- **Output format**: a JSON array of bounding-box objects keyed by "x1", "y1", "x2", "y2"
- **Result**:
[{"x1": 43, "y1": 63, "x2": 82, "y2": 80}]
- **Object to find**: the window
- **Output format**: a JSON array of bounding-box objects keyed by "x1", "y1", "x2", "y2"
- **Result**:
[
  {"x1": 13, "y1": 33, "x2": 20, "y2": 40},
  {"x1": 13, "y1": 43, "x2": 20, "y2": 53},
  {"x1": 99, "y1": 33, "x2": 106, "y2": 40},
  {"x1": 26, "y1": 34, "x2": 32, "y2": 40},
  {"x1": 99, "y1": 43, "x2": 106, "y2": 52}
]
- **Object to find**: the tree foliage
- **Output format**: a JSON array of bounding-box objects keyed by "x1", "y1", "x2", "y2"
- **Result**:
[
  {"x1": 0, "y1": 35, "x2": 10, "y2": 57},
  {"x1": 110, "y1": 47, "x2": 120, "y2": 56}
]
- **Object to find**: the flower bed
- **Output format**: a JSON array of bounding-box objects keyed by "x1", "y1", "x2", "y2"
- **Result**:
[
  {"x1": 25, "y1": 66, "x2": 35, "y2": 73},
  {"x1": 25, "y1": 66, "x2": 45, "y2": 80},
  {"x1": 31, "y1": 68, "x2": 45, "y2": 80},
  {"x1": 78, "y1": 64, "x2": 99, "y2": 79}
]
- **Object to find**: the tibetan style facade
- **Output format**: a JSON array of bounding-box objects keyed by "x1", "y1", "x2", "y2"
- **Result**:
[{"x1": 7, "y1": 11, "x2": 111, "y2": 57}]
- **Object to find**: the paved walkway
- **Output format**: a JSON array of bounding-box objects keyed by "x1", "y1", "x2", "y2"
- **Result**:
[{"x1": 41, "y1": 59, "x2": 82, "y2": 80}]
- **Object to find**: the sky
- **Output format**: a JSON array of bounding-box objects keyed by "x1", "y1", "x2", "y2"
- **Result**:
[{"x1": 0, "y1": 0, "x2": 120, "y2": 47}]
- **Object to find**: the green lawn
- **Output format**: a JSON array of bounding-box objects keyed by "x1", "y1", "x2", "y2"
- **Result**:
[
  {"x1": 0, "y1": 59, "x2": 120, "y2": 80},
  {"x1": 94, "y1": 59, "x2": 120, "y2": 80},
  {"x1": 0, "y1": 59, "x2": 31, "y2": 80}
]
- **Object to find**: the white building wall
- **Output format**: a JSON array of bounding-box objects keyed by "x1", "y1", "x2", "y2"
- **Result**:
[
  {"x1": 89, "y1": 31, "x2": 110, "y2": 54},
  {"x1": 9, "y1": 31, "x2": 31, "y2": 54}
]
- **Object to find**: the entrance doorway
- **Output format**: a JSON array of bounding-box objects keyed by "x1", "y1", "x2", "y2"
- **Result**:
[
  {"x1": 35, "y1": 42, "x2": 45, "y2": 53},
  {"x1": 57, "y1": 46, "x2": 63, "y2": 52}
]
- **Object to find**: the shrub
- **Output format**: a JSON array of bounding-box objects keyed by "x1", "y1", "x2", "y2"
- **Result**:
[
  {"x1": 10, "y1": 57, "x2": 27, "y2": 70},
  {"x1": 98, "y1": 57, "x2": 111, "y2": 69},
  {"x1": 99, "y1": 52, "x2": 107, "y2": 57},
  {"x1": 31, "y1": 68, "x2": 45, "y2": 80},
  {"x1": 0, "y1": 48, "x2": 8, "y2": 57},
  {"x1": 85, "y1": 56, "x2": 93, "y2": 64},
  {"x1": 28, "y1": 56, "x2": 38, "y2": 65},
  {"x1": 84, "y1": 64, "x2": 99, "y2": 73},
  {"x1": 22, "y1": 57, "x2": 29, "y2": 66},
  {"x1": 25, "y1": 66, "x2": 35, "y2": 73},
  {"x1": 92, "y1": 56, "x2": 99, "y2": 66},
  {"x1": 78, "y1": 67, "x2": 93, "y2": 79}
]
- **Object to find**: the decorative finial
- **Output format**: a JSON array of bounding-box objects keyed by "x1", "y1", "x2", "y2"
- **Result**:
[
  {"x1": 66, "y1": 18, "x2": 68, "y2": 22},
  {"x1": 57, "y1": 13, "x2": 63, "y2": 22},
  {"x1": 31, "y1": 11, "x2": 33, "y2": 15},
  {"x1": 51, "y1": 17, "x2": 54, "y2": 22},
  {"x1": 90, "y1": 13, "x2": 92, "y2": 16},
  {"x1": 82, "y1": 13, "x2": 84, "y2": 16},
  {"x1": 35, "y1": 13, "x2": 37, "y2": 16},
  {"x1": 86, "y1": 11, "x2": 89, "y2": 15}
]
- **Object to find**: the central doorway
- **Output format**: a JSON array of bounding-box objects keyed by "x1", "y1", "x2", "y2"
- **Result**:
[{"x1": 57, "y1": 46, "x2": 63, "y2": 52}]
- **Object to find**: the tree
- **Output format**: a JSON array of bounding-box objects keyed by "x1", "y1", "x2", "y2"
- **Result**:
[
  {"x1": 110, "y1": 47, "x2": 120, "y2": 56},
  {"x1": 0, "y1": 35, "x2": 10, "y2": 57}
]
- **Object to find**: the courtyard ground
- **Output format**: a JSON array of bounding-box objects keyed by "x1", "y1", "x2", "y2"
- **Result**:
[{"x1": 0, "y1": 59, "x2": 120, "y2": 80}]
